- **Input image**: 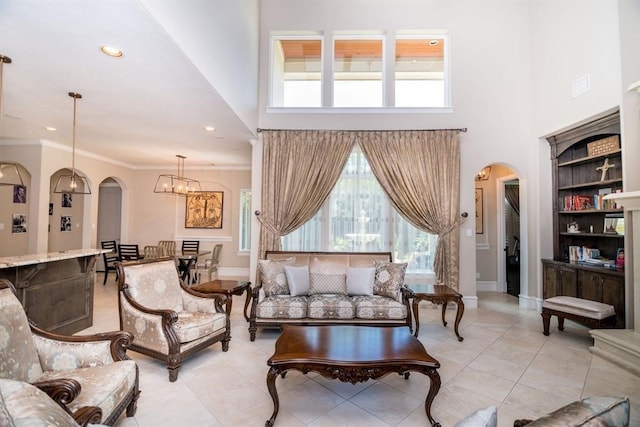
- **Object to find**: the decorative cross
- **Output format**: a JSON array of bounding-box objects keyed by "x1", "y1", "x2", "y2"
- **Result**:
[{"x1": 596, "y1": 158, "x2": 615, "y2": 182}]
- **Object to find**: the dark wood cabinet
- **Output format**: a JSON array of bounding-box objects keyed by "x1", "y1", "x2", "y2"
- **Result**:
[
  {"x1": 543, "y1": 111, "x2": 626, "y2": 328},
  {"x1": 0, "y1": 253, "x2": 98, "y2": 334}
]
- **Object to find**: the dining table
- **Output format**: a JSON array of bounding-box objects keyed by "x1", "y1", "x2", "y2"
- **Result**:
[{"x1": 175, "y1": 251, "x2": 210, "y2": 284}]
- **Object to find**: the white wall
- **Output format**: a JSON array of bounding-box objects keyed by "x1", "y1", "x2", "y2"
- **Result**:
[
  {"x1": 140, "y1": 0, "x2": 260, "y2": 132},
  {"x1": 258, "y1": 0, "x2": 537, "y2": 303}
]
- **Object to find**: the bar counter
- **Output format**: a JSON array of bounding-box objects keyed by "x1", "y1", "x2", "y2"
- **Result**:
[{"x1": 0, "y1": 249, "x2": 105, "y2": 334}]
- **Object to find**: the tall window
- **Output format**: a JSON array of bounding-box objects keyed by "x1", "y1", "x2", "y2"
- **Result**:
[
  {"x1": 239, "y1": 189, "x2": 252, "y2": 252},
  {"x1": 282, "y1": 147, "x2": 438, "y2": 275},
  {"x1": 333, "y1": 38, "x2": 383, "y2": 107},
  {"x1": 395, "y1": 36, "x2": 446, "y2": 107},
  {"x1": 271, "y1": 37, "x2": 322, "y2": 107}
]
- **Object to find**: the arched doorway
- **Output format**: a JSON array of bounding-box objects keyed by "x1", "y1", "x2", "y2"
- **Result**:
[
  {"x1": 96, "y1": 177, "x2": 122, "y2": 272},
  {"x1": 475, "y1": 164, "x2": 523, "y2": 298}
]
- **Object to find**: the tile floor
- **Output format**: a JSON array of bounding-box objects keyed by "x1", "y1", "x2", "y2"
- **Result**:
[{"x1": 85, "y1": 274, "x2": 639, "y2": 427}]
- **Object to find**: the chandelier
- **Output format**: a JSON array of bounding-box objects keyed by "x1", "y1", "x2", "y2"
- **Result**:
[
  {"x1": 154, "y1": 155, "x2": 201, "y2": 195},
  {"x1": 53, "y1": 92, "x2": 91, "y2": 194}
]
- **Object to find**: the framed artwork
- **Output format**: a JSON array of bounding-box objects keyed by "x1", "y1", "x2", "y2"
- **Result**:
[
  {"x1": 475, "y1": 188, "x2": 483, "y2": 234},
  {"x1": 13, "y1": 185, "x2": 26, "y2": 203},
  {"x1": 60, "y1": 216, "x2": 72, "y2": 232},
  {"x1": 62, "y1": 193, "x2": 72, "y2": 208},
  {"x1": 604, "y1": 215, "x2": 623, "y2": 235},
  {"x1": 185, "y1": 191, "x2": 223, "y2": 229},
  {"x1": 12, "y1": 214, "x2": 27, "y2": 233}
]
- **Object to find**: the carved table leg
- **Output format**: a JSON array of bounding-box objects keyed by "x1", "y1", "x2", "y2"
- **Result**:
[
  {"x1": 440, "y1": 300, "x2": 448, "y2": 327},
  {"x1": 422, "y1": 367, "x2": 442, "y2": 427},
  {"x1": 266, "y1": 367, "x2": 281, "y2": 426},
  {"x1": 453, "y1": 297, "x2": 464, "y2": 342},
  {"x1": 242, "y1": 286, "x2": 252, "y2": 322},
  {"x1": 412, "y1": 299, "x2": 421, "y2": 337}
]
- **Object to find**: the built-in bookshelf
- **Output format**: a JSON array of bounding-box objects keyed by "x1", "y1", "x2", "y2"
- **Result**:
[{"x1": 543, "y1": 111, "x2": 625, "y2": 328}]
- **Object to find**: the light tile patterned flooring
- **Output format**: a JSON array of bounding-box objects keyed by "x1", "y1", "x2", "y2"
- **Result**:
[{"x1": 85, "y1": 274, "x2": 639, "y2": 427}]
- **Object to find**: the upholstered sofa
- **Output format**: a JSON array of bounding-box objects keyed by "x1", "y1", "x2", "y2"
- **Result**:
[{"x1": 248, "y1": 251, "x2": 412, "y2": 341}]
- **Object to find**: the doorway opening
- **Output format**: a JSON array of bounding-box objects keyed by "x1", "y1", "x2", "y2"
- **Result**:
[
  {"x1": 504, "y1": 179, "x2": 520, "y2": 297},
  {"x1": 96, "y1": 178, "x2": 122, "y2": 272}
]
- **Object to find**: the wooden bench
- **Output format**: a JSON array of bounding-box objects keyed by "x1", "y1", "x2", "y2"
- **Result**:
[{"x1": 541, "y1": 296, "x2": 616, "y2": 336}]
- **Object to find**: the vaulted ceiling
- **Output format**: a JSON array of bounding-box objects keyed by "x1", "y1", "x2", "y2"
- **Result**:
[{"x1": 0, "y1": 0, "x2": 257, "y2": 169}]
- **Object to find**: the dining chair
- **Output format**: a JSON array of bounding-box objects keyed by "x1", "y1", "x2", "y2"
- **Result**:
[
  {"x1": 100, "y1": 240, "x2": 119, "y2": 286},
  {"x1": 158, "y1": 240, "x2": 176, "y2": 256},
  {"x1": 118, "y1": 244, "x2": 142, "y2": 261},
  {"x1": 181, "y1": 240, "x2": 200, "y2": 254},
  {"x1": 195, "y1": 244, "x2": 222, "y2": 283},
  {"x1": 143, "y1": 245, "x2": 164, "y2": 259}
]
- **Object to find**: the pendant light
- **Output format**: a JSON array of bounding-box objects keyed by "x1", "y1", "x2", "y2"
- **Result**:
[
  {"x1": 154, "y1": 154, "x2": 201, "y2": 195},
  {"x1": 53, "y1": 92, "x2": 91, "y2": 194},
  {"x1": 0, "y1": 54, "x2": 25, "y2": 187}
]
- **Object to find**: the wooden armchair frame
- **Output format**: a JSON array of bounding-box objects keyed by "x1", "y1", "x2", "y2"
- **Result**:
[
  {"x1": 0, "y1": 279, "x2": 140, "y2": 426},
  {"x1": 116, "y1": 258, "x2": 231, "y2": 382}
]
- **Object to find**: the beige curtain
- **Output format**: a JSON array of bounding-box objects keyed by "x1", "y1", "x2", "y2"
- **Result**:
[
  {"x1": 505, "y1": 184, "x2": 520, "y2": 215},
  {"x1": 358, "y1": 130, "x2": 464, "y2": 289},
  {"x1": 258, "y1": 130, "x2": 356, "y2": 258}
]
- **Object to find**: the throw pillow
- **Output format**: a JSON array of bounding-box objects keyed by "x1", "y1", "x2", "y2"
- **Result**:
[
  {"x1": 523, "y1": 396, "x2": 629, "y2": 427},
  {"x1": 454, "y1": 406, "x2": 497, "y2": 427},
  {"x1": 258, "y1": 257, "x2": 296, "y2": 297},
  {"x1": 285, "y1": 265, "x2": 310, "y2": 296},
  {"x1": 309, "y1": 273, "x2": 347, "y2": 295},
  {"x1": 346, "y1": 267, "x2": 375, "y2": 296},
  {"x1": 373, "y1": 261, "x2": 407, "y2": 301}
]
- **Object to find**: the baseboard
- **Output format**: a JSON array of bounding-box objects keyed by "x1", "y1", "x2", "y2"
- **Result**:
[
  {"x1": 476, "y1": 281, "x2": 498, "y2": 292},
  {"x1": 462, "y1": 295, "x2": 478, "y2": 309},
  {"x1": 519, "y1": 294, "x2": 541, "y2": 310}
]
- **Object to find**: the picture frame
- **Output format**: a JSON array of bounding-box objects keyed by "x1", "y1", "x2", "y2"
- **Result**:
[
  {"x1": 185, "y1": 191, "x2": 223, "y2": 229},
  {"x1": 12, "y1": 214, "x2": 27, "y2": 233},
  {"x1": 60, "y1": 216, "x2": 72, "y2": 232},
  {"x1": 603, "y1": 215, "x2": 623, "y2": 235},
  {"x1": 13, "y1": 185, "x2": 27, "y2": 204},
  {"x1": 475, "y1": 188, "x2": 483, "y2": 234},
  {"x1": 62, "y1": 193, "x2": 72, "y2": 208}
]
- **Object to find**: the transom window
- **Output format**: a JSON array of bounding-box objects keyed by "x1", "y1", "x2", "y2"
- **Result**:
[{"x1": 270, "y1": 32, "x2": 448, "y2": 109}]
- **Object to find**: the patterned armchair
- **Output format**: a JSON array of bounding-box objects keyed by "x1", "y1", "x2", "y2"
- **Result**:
[
  {"x1": 0, "y1": 378, "x2": 105, "y2": 426},
  {"x1": 116, "y1": 258, "x2": 231, "y2": 382},
  {"x1": 0, "y1": 279, "x2": 139, "y2": 426}
]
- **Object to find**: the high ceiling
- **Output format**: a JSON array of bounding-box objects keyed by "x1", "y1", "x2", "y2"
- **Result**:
[{"x1": 0, "y1": 0, "x2": 255, "y2": 169}]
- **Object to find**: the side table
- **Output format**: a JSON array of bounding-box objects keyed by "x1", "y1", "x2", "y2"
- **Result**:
[
  {"x1": 408, "y1": 284, "x2": 464, "y2": 342},
  {"x1": 191, "y1": 280, "x2": 252, "y2": 321}
]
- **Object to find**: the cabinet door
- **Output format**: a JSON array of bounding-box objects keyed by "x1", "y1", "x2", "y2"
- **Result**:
[
  {"x1": 602, "y1": 275, "x2": 625, "y2": 328},
  {"x1": 543, "y1": 263, "x2": 577, "y2": 298},
  {"x1": 543, "y1": 263, "x2": 560, "y2": 299},
  {"x1": 560, "y1": 266, "x2": 578, "y2": 296},
  {"x1": 578, "y1": 270, "x2": 604, "y2": 302}
]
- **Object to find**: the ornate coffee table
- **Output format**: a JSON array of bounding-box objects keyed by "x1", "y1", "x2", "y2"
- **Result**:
[
  {"x1": 191, "y1": 280, "x2": 252, "y2": 321},
  {"x1": 265, "y1": 325, "x2": 441, "y2": 427},
  {"x1": 408, "y1": 284, "x2": 465, "y2": 341}
]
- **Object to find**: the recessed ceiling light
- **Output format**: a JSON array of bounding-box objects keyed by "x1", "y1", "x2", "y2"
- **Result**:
[
  {"x1": 100, "y1": 46, "x2": 123, "y2": 57},
  {"x1": 428, "y1": 40, "x2": 439, "y2": 46},
  {"x1": 204, "y1": 126, "x2": 216, "y2": 132},
  {"x1": 45, "y1": 126, "x2": 57, "y2": 131}
]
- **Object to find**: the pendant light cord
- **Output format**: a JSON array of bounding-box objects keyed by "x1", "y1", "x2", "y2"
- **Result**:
[{"x1": 68, "y1": 92, "x2": 82, "y2": 179}]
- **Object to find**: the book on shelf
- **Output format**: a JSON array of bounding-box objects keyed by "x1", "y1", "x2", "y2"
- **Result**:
[{"x1": 563, "y1": 195, "x2": 594, "y2": 211}]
